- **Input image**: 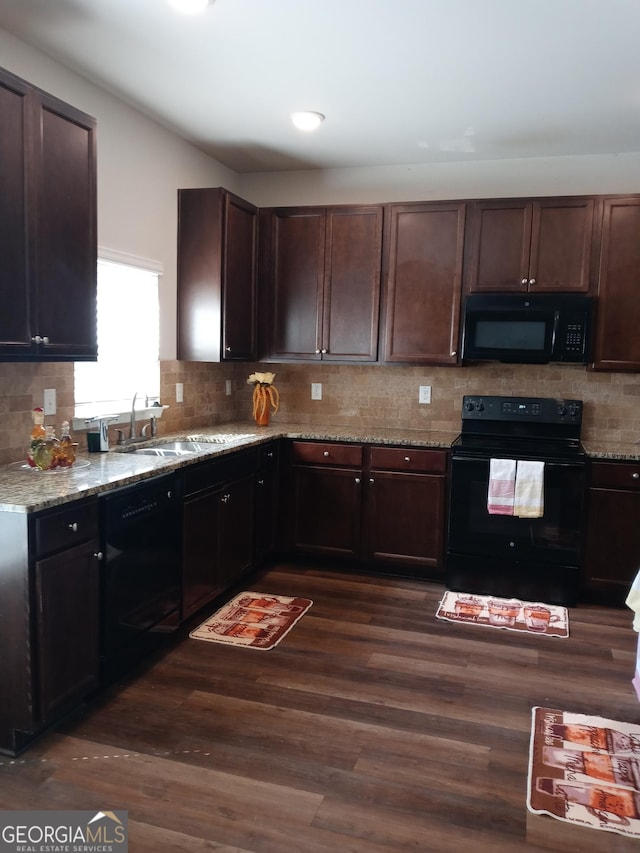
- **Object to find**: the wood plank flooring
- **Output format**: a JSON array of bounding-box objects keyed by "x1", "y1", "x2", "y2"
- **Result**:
[{"x1": 1, "y1": 562, "x2": 640, "y2": 851}]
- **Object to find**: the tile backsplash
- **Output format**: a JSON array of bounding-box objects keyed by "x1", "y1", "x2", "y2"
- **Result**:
[{"x1": 1, "y1": 359, "x2": 639, "y2": 466}]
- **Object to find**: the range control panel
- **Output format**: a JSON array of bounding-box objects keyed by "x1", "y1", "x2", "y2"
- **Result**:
[{"x1": 462, "y1": 395, "x2": 582, "y2": 425}]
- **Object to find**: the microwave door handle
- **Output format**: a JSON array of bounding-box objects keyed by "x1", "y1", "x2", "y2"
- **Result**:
[{"x1": 551, "y1": 311, "x2": 560, "y2": 350}]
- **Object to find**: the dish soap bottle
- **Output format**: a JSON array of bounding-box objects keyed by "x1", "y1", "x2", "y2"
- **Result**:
[{"x1": 27, "y1": 407, "x2": 46, "y2": 468}]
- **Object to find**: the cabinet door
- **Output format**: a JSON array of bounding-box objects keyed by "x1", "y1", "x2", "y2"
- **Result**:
[
  {"x1": 183, "y1": 490, "x2": 220, "y2": 619},
  {"x1": 255, "y1": 445, "x2": 279, "y2": 564},
  {"x1": 584, "y1": 487, "x2": 640, "y2": 603},
  {"x1": 267, "y1": 208, "x2": 325, "y2": 359},
  {"x1": 383, "y1": 202, "x2": 465, "y2": 363},
  {"x1": 217, "y1": 474, "x2": 255, "y2": 591},
  {"x1": 593, "y1": 196, "x2": 640, "y2": 370},
  {"x1": 291, "y1": 466, "x2": 362, "y2": 557},
  {"x1": 465, "y1": 199, "x2": 532, "y2": 292},
  {"x1": 34, "y1": 540, "x2": 100, "y2": 724},
  {"x1": 0, "y1": 71, "x2": 31, "y2": 355},
  {"x1": 529, "y1": 198, "x2": 595, "y2": 293},
  {"x1": 222, "y1": 192, "x2": 257, "y2": 360},
  {"x1": 32, "y1": 91, "x2": 97, "y2": 360},
  {"x1": 178, "y1": 188, "x2": 257, "y2": 362},
  {"x1": 322, "y1": 207, "x2": 383, "y2": 361},
  {"x1": 366, "y1": 471, "x2": 445, "y2": 572}
]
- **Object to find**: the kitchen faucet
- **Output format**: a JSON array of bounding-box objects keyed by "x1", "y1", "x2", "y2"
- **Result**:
[{"x1": 130, "y1": 391, "x2": 138, "y2": 440}]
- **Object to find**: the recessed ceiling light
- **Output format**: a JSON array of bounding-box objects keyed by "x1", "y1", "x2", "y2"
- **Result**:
[
  {"x1": 168, "y1": 0, "x2": 213, "y2": 14},
  {"x1": 291, "y1": 111, "x2": 325, "y2": 132}
]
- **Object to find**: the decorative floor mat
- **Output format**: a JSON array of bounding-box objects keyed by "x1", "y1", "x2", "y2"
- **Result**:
[
  {"x1": 436, "y1": 591, "x2": 569, "y2": 638},
  {"x1": 189, "y1": 591, "x2": 312, "y2": 650},
  {"x1": 528, "y1": 706, "x2": 640, "y2": 839}
]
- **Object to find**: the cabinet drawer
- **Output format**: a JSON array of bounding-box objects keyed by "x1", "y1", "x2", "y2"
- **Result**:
[
  {"x1": 370, "y1": 446, "x2": 447, "y2": 474},
  {"x1": 590, "y1": 461, "x2": 640, "y2": 490},
  {"x1": 291, "y1": 441, "x2": 363, "y2": 467},
  {"x1": 33, "y1": 498, "x2": 98, "y2": 558}
]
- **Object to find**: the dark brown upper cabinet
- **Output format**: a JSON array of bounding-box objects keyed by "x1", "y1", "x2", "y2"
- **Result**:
[
  {"x1": 592, "y1": 196, "x2": 640, "y2": 371},
  {"x1": 0, "y1": 67, "x2": 97, "y2": 361},
  {"x1": 464, "y1": 197, "x2": 597, "y2": 294},
  {"x1": 177, "y1": 187, "x2": 258, "y2": 362},
  {"x1": 260, "y1": 205, "x2": 383, "y2": 361},
  {"x1": 382, "y1": 201, "x2": 466, "y2": 364}
]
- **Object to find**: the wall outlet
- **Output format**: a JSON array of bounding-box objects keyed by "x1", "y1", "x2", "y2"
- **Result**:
[
  {"x1": 176, "y1": 382, "x2": 184, "y2": 403},
  {"x1": 225, "y1": 380, "x2": 232, "y2": 396},
  {"x1": 311, "y1": 382, "x2": 322, "y2": 400},
  {"x1": 43, "y1": 388, "x2": 56, "y2": 415},
  {"x1": 419, "y1": 385, "x2": 431, "y2": 404}
]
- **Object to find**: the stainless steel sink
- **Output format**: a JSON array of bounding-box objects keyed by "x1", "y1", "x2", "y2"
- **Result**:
[
  {"x1": 134, "y1": 434, "x2": 257, "y2": 457},
  {"x1": 134, "y1": 440, "x2": 210, "y2": 457}
]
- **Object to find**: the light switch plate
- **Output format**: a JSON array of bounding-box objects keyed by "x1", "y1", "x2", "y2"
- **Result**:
[
  {"x1": 419, "y1": 385, "x2": 431, "y2": 404},
  {"x1": 311, "y1": 382, "x2": 322, "y2": 400},
  {"x1": 225, "y1": 380, "x2": 232, "y2": 396},
  {"x1": 43, "y1": 388, "x2": 56, "y2": 415},
  {"x1": 176, "y1": 382, "x2": 184, "y2": 403}
]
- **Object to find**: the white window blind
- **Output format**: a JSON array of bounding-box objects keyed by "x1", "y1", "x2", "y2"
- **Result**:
[{"x1": 74, "y1": 258, "x2": 160, "y2": 418}]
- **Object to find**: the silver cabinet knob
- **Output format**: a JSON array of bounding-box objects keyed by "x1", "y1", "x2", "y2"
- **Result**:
[
  {"x1": 68, "y1": 522, "x2": 79, "y2": 532},
  {"x1": 633, "y1": 472, "x2": 639, "y2": 480},
  {"x1": 521, "y1": 278, "x2": 528, "y2": 285},
  {"x1": 369, "y1": 478, "x2": 374, "y2": 484},
  {"x1": 93, "y1": 551, "x2": 104, "y2": 561},
  {"x1": 321, "y1": 348, "x2": 327, "y2": 354},
  {"x1": 225, "y1": 346, "x2": 232, "y2": 352},
  {"x1": 451, "y1": 350, "x2": 457, "y2": 357},
  {"x1": 42, "y1": 336, "x2": 49, "y2": 344},
  {"x1": 355, "y1": 477, "x2": 360, "y2": 484},
  {"x1": 315, "y1": 349, "x2": 321, "y2": 354},
  {"x1": 529, "y1": 278, "x2": 536, "y2": 285},
  {"x1": 404, "y1": 456, "x2": 411, "y2": 462},
  {"x1": 323, "y1": 451, "x2": 329, "y2": 457}
]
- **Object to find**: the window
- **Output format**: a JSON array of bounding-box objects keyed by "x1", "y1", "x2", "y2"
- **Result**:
[{"x1": 74, "y1": 256, "x2": 161, "y2": 419}]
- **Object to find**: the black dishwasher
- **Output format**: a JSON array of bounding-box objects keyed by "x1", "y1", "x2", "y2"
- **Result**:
[{"x1": 99, "y1": 472, "x2": 182, "y2": 681}]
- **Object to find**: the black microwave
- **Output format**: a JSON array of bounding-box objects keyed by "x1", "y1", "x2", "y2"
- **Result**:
[{"x1": 461, "y1": 293, "x2": 593, "y2": 365}]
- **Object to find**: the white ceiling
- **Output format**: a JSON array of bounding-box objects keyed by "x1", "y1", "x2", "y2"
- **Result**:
[{"x1": 0, "y1": 0, "x2": 639, "y2": 174}]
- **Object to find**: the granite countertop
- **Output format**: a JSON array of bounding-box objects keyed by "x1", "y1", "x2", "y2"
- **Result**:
[
  {"x1": 582, "y1": 440, "x2": 640, "y2": 462},
  {"x1": 4, "y1": 420, "x2": 635, "y2": 514},
  {"x1": 0, "y1": 421, "x2": 459, "y2": 514}
]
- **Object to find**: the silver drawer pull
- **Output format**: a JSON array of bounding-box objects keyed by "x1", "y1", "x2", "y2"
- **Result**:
[
  {"x1": 68, "y1": 522, "x2": 79, "y2": 532},
  {"x1": 355, "y1": 477, "x2": 360, "y2": 484},
  {"x1": 93, "y1": 551, "x2": 104, "y2": 561},
  {"x1": 633, "y1": 472, "x2": 640, "y2": 480},
  {"x1": 404, "y1": 456, "x2": 411, "y2": 462},
  {"x1": 323, "y1": 451, "x2": 329, "y2": 457}
]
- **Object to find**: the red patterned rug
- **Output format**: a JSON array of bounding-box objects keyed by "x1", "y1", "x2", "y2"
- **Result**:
[
  {"x1": 189, "y1": 591, "x2": 312, "y2": 650},
  {"x1": 436, "y1": 591, "x2": 569, "y2": 638},
  {"x1": 528, "y1": 706, "x2": 640, "y2": 840}
]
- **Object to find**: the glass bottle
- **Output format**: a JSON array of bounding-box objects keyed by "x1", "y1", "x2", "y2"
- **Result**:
[
  {"x1": 27, "y1": 407, "x2": 46, "y2": 468},
  {"x1": 57, "y1": 420, "x2": 76, "y2": 467}
]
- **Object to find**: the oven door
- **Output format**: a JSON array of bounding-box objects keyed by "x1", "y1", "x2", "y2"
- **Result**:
[{"x1": 447, "y1": 454, "x2": 586, "y2": 564}]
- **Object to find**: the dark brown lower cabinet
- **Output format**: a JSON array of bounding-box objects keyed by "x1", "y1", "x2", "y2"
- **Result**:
[
  {"x1": 291, "y1": 465, "x2": 363, "y2": 557},
  {"x1": 365, "y1": 447, "x2": 447, "y2": 574},
  {"x1": 255, "y1": 441, "x2": 280, "y2": 564},
  {"x1": 584, "y1": 461, "x2": 640, "y2": 604},
  {"x1": 285, "y1": 440, "x2": 448, "y2": 575},
  {"x1": 35, "y1": 538, "x2": 101, "y2": 723},
  {"x1": 182, "y1": 451, "x2": 257, "y2": 620},
  {"x1": 0, "y1": 497, "x2": 100, "y2": 755}
]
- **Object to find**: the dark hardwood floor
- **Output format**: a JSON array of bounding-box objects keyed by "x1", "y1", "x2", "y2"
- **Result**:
[{"x1": 1, "y1": 562, "x2": 639, "y2": 852}]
